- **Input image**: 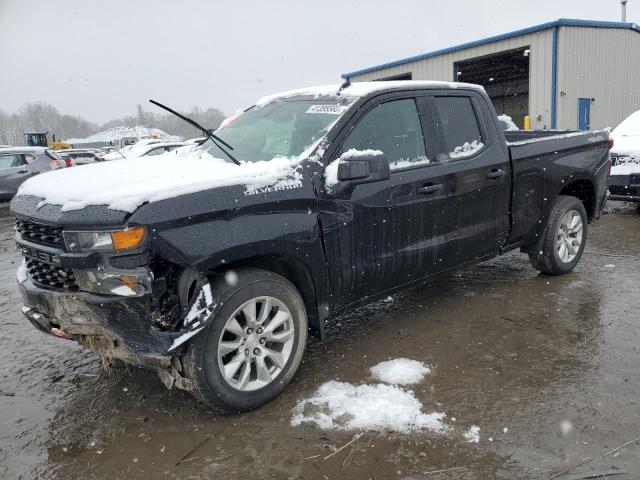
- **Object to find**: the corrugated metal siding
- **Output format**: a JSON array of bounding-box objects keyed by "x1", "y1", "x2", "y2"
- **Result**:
[
  {"x1": 557, "y1": 27, "x2": 640, "y2": 130},
  {"x1": 349, "y1": 30, "x2": 554, "y2": 129}
]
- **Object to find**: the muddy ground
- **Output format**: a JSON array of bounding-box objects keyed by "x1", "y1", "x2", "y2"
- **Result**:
[{"x1": 0, "y1": 202, "x2": 639, "y2": 480}]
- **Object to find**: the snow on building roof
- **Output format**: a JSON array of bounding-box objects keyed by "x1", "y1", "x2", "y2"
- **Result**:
[{"x1": 65, "y1": 125, "x2": 181, "y2": 145}]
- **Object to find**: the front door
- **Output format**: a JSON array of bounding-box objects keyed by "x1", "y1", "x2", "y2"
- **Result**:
[
  {"x1": 578, "y1": 98, "x2": 591, "y2": 131},
  {"x1": 319, "y1": 92, "x2": 447, "y2": 308}
]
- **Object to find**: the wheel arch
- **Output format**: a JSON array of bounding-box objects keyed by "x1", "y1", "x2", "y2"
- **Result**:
[
  {"x1": 559, "y1": 178, "x2": 596, "y2": 221},
  {"x1": 209, "y1": 254, "x2": 323, "y2": 339}
]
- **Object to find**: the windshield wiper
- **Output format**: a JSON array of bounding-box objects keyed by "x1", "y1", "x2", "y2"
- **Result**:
[{"x1": 149, "y1": 99, "x2": 240, "y2": 165}]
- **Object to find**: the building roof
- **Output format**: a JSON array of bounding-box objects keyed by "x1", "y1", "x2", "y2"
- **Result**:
[{"x1": 342, "y1": 18, "x2": 640, "y2": 79}]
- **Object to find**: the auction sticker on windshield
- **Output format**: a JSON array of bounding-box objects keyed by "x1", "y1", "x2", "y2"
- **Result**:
[{"x1": 306, "y1": 104, "x2": 349, "y2": 115}]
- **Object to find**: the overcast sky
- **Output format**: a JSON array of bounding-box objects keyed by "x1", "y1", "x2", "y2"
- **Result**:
[{"x1": 0, "y1": 0, "x2": 637, "y2": 123}]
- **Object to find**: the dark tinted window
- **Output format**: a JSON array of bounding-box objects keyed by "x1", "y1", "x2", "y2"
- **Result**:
[
  {"x1": 433, "y1": 96, "x2": 483, "y2": 160},
  {"x1": 341, "y1": 99, "x2": 428, "y2": 168},
  {"x1": 145, "y1": 147, "x2": 166, "y2": 156}
]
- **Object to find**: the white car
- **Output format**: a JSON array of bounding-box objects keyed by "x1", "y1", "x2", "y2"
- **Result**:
[
  {"x1": 609, "y1": 110, "x2": 640, "y2": 204},
  {"x1": 102, "y1": 141, "x2": 189, "y2": 161}
]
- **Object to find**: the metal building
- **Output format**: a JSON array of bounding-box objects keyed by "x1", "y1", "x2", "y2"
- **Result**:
[{"x1": 342, "y1": 19, "x2": 640, "y2": 131}]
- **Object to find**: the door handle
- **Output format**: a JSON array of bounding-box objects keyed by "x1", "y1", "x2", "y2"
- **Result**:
[
  {"x1": 485, "y1": 169, "x2": 506, "y2": 180},
  {"x1": 17, "y1": 169, "x2": 28, "y2": 174},
  {"x1": 417, "y1": 183, "x2": 443, "y2": 195}
]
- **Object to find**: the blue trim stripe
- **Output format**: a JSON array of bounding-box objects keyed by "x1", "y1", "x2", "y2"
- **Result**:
[
  {"x1": 341, "y1": 18, "x2": 640, "y2": 79},
  {"x1": 551, "y1": 26, "x2": 559, "y2": 129}
]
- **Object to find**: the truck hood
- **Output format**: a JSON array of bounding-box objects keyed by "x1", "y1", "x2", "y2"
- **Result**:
[{"x1": 15, "y1": 150, "x2": 304, "y2": 214}]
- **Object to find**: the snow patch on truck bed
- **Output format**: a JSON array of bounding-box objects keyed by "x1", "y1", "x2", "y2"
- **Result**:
[{"x1": 17, "y1": 149, "x2": 303, "y2": 213}]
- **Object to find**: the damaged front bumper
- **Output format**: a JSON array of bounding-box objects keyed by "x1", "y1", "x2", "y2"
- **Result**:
[{"x1": 18, "y1": 274, "x2": 176, "y2": 369}]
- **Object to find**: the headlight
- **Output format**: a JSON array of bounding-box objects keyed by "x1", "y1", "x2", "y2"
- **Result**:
[
  {"x1": 74, "y1": 267, "x2": 153, "y2": 297},
  {"x1": 63, "y1": 227, "x2": 146, "y2": 253}
]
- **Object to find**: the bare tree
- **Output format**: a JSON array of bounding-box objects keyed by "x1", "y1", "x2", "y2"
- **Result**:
[{"x1": 0, "y1": 102, "x2": 226, "y2": 146}]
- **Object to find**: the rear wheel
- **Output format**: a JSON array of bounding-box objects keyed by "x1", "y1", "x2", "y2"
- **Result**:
[
  {"x1": 529, "y1": 196, "x2": 588, "y2": 275},
  {"x1": 183, "y1": 269, "x2": 307, "y2": 412}
]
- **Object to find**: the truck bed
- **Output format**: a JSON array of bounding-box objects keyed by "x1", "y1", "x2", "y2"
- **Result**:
[{"x1": 505, "y1": 130, "x2": 610, "y2": 161}]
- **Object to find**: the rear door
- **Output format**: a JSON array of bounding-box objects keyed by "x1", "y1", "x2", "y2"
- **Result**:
[
  {"x1": 0, "y1": 153, "x2": 32, "y2": 197},
  {"x1": 426, "y1": 91, "x2": 511, "y2": 268}
]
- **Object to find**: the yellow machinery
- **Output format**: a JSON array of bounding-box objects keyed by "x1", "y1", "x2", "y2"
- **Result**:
[{"x1": 24, "y1": 132, "x2": 71, "y2": 150}]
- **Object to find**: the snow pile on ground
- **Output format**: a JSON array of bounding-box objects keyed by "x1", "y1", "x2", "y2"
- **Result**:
[
  {"x1": 18, "y1": 149, "x2": 303, "y2": 212},
  {"x1": 498, "y1": 114, "x2": 519, "y2": 131},
  {"x1": 291, "y1": 380, "x2": 446, "y2": 433},
  {"x1": 370, "y1": 358, "x2": 431, "y2": 385},
  {"x1": 450, "y1": 140, "x2": 484, "y2": 159},
  {"x1": 65, "y1": 125, "x2": 181, "y2": 145},
  {"x1": 325, "y1": 149, "x2": 383, "y2": 187},
  {"x1": 464, "y1": 425, "x2": 480, "y2": 443},
  {"x1": 256, "y1": 81, "x2": 485, "y2": 107},
  {"x1": 292, "y1": 358, "x2": 444, "y2": 433}
]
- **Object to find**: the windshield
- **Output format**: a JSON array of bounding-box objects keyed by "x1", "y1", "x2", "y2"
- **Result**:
[{"x1": 199, "y1": 100, "x2": 350, "y2": 163}]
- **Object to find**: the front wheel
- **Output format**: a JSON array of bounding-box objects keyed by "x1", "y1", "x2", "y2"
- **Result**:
[
  {"x1": 529, "y1": 195, "x2": 588, "y2": 275},
  {"x1": 183, "y1": 269, "x2": 308, "y2": 412}
]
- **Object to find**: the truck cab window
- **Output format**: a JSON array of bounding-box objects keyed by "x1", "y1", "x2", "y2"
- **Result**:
[
  {"x1": 341, "y1": 99, "x2": 428, "y2": 169},
  {"x1": 433, "y1": 96, "x2": 484, "y2": 161}
]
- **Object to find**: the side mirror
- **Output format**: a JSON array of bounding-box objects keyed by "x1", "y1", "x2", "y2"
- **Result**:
[{"x1": 336, "y1": 152, "x2": 391, "y2": 186}]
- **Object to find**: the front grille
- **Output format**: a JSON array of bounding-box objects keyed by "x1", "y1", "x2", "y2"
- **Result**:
[
  {"x1": 25, "y1": 258, "x2": 79, "y2": 291},
  {"x1": 15, "y1": 219, "x2": 64, "y2": 248}
]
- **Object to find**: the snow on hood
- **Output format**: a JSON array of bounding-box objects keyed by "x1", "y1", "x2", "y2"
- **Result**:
[
  {"x1": 611, "y1": 110, "x2": 640, "y2": 160},
  {"x1": 17, "y1": 148, "x2": 304, "y2": 213},
  {"x1": 611, "y1": 134, "x2": 640, "y2": 159}
]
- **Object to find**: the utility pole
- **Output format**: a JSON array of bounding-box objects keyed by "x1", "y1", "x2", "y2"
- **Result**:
[{"x1": 621, "y1": 0, "x2": 628, "y2": 23}]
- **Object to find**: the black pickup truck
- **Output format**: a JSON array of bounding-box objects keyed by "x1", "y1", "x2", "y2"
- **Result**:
[{"x1": 11, "y1": 81, "x2": 611, "y2": 412}]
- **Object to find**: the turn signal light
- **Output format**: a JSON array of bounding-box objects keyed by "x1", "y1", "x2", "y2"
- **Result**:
[
  {"x1": 111, "y1": 227, "x2": 145, "y2": 251},
  {"x1": 607, "y1": 138, "x2": 614, "y2": 150}
]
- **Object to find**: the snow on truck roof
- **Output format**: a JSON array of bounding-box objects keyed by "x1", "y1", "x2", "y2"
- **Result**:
[
  {"x1": 17, "y1": 82, "x2": 485, "y2": 213},
  {"x1": 255, "y1": 81, "x2": 484, "y2": 107}
]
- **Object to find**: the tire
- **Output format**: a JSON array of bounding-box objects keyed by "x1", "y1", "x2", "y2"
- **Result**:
[
  {"x1": 528, "y1": 195, "x2": 588, "y2": 275},
  {"x1": 183, "y1": 268, "x2": 308, "y2": 412}
]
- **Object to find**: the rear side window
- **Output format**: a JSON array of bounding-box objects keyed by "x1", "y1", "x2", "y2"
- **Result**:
[
  {"x1": 432, "y1": 96, "x2": 484, "y2": 160},
  {"x1": 341, "y1": 98, "x2": 428, "y2": 169},
  {"x1": 0, "y1": 154, "x2": 26, "y2": 169},
  {"x1": 145, "y1": 147, "x2": 166, "y2": 156}
]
